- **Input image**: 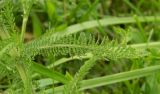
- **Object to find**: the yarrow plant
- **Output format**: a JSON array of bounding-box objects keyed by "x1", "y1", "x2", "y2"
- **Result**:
[{"x1": 1, "y1": 0, "x2": 160, "y2": 94}]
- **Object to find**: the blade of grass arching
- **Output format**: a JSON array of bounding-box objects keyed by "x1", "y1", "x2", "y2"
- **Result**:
[
  {"x1": 43, "y1": 64, "x2": 160, "y2": 94},
  {"x1": 53, "y1": 16, "x2": 160, "y2": 36},
  {"x1": 47, "y1": 53, "x2": 93, "y2": 68},
  {"x1": 79, "y1": 65, "x2": 160, "y2": 90},
  {"x1": 31, "y1": 62, "x2": 69, "y2": 84}
]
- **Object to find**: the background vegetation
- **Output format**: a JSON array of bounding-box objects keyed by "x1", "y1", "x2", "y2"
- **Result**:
[{"x1": 1, "y1": 0, "x2": 160, "y2": 94}]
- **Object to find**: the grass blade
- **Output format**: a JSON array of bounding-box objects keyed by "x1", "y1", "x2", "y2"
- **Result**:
[
  {"x1": 43, "y1": 64, "x2": 160, "y2": 94},
  {"x1": 80, "y1": 64, "x2": 160, "y2": 90},
  {"x1": 32, "y1": 62, "x2": 69, "y2": 84},
  {"x1": 53, "y1": 16, "x2": 160, "y2": 36}
]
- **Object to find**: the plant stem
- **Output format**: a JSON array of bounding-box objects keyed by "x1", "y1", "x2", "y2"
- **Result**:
[
  {"x1": 18, "y1": 1, "x2": 33, "y2": 93},
  {"x1": 20, "y1": 15, "x2": 28, "y2": 43},
  {"x1": 16, "y1": 63, "x2": 33, "y2": 94}
]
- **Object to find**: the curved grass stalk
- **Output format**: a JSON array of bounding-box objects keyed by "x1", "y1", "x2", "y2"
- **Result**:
[
  {"x1": 47, "y1": 53, "x2": 93, "y2": 68},
  {"x1": 79, "y1": 64, "x2": 160, "y2": 90},
  {"x1": 52, "y1": 16, "x2": 160, "y2": 36},
  {"x1": 43, "y1": 64, "x2": 160, "y2": 94}
]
